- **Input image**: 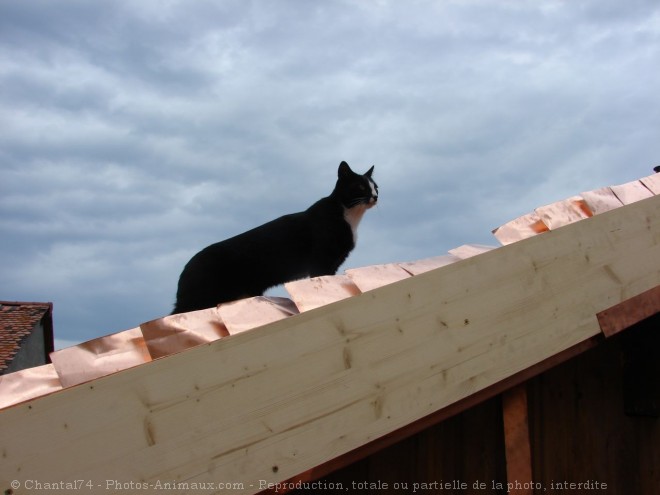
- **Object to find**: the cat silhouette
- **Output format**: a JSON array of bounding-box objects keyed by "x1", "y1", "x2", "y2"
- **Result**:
[{"x1": 172, "y1": 161, "x2": 378, "y2": 314}]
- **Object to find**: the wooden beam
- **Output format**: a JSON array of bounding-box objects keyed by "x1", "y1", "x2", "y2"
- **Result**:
[
  {"x1": 597, "y1": 285, "x2": 660, "y2": 337},
  {"x1": 1, "y1": 195, "x2": 659, "y2": 495},
  {"x1": 263, "y1": 335, "x2": 602, "y2": 494},
  {"x1": 502, "y1": 385, "x2": 533, "y2": 495}
]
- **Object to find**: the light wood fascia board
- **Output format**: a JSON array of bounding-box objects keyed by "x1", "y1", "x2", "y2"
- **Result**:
[
  {"x1": 273, "y1": 335, "x2": 604, "y2": 494},
  {"x1": 1, "y1": 195, "x2": 659, "y2": 495}
]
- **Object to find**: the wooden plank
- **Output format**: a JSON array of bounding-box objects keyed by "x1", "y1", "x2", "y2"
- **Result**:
[
  {"x1": 269, "y1": 335, "x2": 602, "y2": 494},
  {"x1": 596, "y1": 285, "x2": 660, "y2": 337},
  {"x1": 502, "y1": 385, "x2": 533, "y2": 495},
  {"x1": 527, "y1": 328, "x2": 660, "y2": 493},
  {"x1": 1, "y1": 195, "x2": 659, "y2": 495}
]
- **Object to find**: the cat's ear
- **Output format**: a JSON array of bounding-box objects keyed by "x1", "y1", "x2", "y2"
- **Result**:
[
  {"x1": 338, "y1": 161, "x2": 353, "y2": 178},
  {"x1": 365, "y1": 165, "x2": 375, "y2": 178}
]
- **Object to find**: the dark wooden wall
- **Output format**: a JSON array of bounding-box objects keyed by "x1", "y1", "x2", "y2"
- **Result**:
[
  {"x1": 289, "y1": 315, "x2": 659, "y2": 495},
  {"x1": 289, "y1": 396, "x2": 507, "y2": 494},
  {"x1": 528, "y1": 315, "x2": 659, "y2": 494}
]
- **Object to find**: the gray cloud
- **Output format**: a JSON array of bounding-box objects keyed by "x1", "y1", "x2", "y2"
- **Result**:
[{"x1": 1, "y1": 0, "x2": 659, "y2": 343}]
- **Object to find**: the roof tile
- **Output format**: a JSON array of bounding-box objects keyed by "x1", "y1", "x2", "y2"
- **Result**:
[{"x1": 0, "y1": 301, "x2": 52, "y2": 372}]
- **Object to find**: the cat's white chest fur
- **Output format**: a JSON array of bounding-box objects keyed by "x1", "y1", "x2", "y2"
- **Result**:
[
  {"x1": 344, "y1": 177, "x2": 378, "y2": 244},
  {"x1": 344, "y1": 204, "x2": 370, "y2": 244}
]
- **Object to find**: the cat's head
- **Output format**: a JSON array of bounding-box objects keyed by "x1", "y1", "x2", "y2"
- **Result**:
[{"x1": 334, "y1": 161, "x2": 378, "y2": 209}]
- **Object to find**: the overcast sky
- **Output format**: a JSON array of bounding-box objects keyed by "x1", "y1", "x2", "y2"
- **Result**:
[{"x1": 1, "y1": 0, "x2": 659, "y2": 348}]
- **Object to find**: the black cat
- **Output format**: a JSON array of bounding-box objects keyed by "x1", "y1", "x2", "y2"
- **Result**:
[{"x1": 172, "y1": 161, "x2": 378, "y2": 314}]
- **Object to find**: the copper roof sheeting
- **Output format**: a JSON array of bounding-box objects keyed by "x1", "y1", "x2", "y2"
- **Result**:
[
  {"x1": 218, "y1": 296, "x2": 298, "y2": 335},
  {"x1": 492, "y1": 212, "x2": 549, "y2": 245},
  {"x1": 448, "y1": 244, "x2": 497, "y2": 259},
  {"x1": 641, "y1": 173, "x2": 660, "y2": 194},
  {"x1": 397, "y1": 254, "x2": 460, "y2": 275},
  {"x1": 140, "y1": 307, "x2": 228, "y2": 359},
  {"x1": 0, "y1": 364, "x2": 61, "y2": 410},
  {"x1": 611, "y1": 179, "x2": 655, "y2": 204},
  {"x1": 49, "y1": 327, "x2": 151, "y2": 388},
  {"x1": 0, "y1": 173, "x2": 658, "y2": 411},
  {"x1": 535, "y1": 196, "x2": 592, "y2": 230},
  {"x1": 285, "y1": 275, "x2": 359, "y2": 312},
  {"x1": 494, "y1": 174, "x2": 658, "y2": 245},
  {"x1": 579, "y1": 187, "x2": 624, "y2": 215},
  {"x1": 346, "y1": 263, "x2": 411, "y2": 292}
]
